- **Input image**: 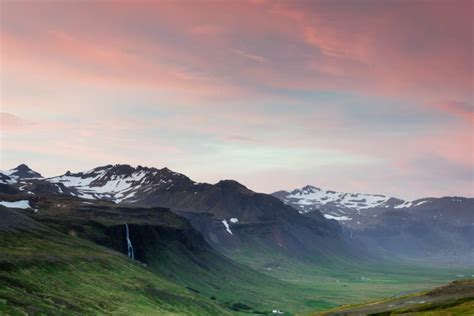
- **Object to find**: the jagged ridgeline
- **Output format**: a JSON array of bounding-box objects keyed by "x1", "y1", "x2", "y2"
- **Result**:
[{"x1": 0, "y1": 164, "x2": 357, "y2": 263}]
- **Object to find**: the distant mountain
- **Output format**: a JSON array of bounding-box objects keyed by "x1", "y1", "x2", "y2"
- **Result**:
[
  {"x1": 272, "y1": 185, "x2": 472, "y2": 227},
  {"x1": 273, "y1": 185, "x2": 474, "y2": 264},
  {"x1": 0, "y1": 164, "x2": 42, "y2": 184},
  {"x1": 273, "y1": 185, "x2": 405, "y2": 219}
]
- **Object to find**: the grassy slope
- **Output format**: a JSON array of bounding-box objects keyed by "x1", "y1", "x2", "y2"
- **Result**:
[
  {"x1": 312, "y1": 279, "x2": 474, "y2": 315},
  {"x1": 0, "y1": 230, "x2": 229, "y2": 315}
]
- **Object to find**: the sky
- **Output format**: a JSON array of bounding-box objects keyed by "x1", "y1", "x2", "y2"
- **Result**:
[{"x1": 0, "y1": 0, "x2": 472, "y2": 199}]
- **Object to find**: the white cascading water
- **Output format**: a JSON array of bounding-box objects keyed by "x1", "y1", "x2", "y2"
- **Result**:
[{"x1": 125, "y1": 223, "x2": 134, "y2": 260}]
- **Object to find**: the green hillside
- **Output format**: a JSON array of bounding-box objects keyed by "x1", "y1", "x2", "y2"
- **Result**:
[
  {"x1": 0, "y1": 228, "x2": 228, "y2": 315},
  {"x1": 313, "y1": 279, "x2": 474, "y2": 315}
]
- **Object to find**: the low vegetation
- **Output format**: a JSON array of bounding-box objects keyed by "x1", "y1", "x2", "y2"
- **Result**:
[{"x1": 312, "y1": 279, "x2": 474, "y2": 315}]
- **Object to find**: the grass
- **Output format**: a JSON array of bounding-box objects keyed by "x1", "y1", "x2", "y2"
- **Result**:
[
  {"x1": 1, "y1": 232, "x2": 471, "y2": 315},
  {"x1": 311, "y1": 279, "x2": 474, "y2": 315},
  {"x1": 0, "y1": 231, "x2": 229, "y2": 315},
  {"x1": 143, "y1": 239, "x2": 312, "y2": 314}
]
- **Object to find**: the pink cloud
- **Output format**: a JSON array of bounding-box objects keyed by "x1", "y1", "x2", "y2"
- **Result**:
[
  {"x1": 232, "y1": 49, "x2": 268, "y2": 63},
  {"x1": 0, "y1": 113, "x2": 30, "y2": 131},
  {"x1": 430, "y1": 101, "x2": 474, "y2": 124},
  {"x1": 1, "y1": 28, "x2": 245, "y2": 104},
  {"x1": 2, "y1": 1, "x2": 471, "y2": 104}
]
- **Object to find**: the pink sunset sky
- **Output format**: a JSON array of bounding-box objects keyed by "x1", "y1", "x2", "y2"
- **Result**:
[{"x1": 0, "y1": 0, "x2": 472, "y2": 199}]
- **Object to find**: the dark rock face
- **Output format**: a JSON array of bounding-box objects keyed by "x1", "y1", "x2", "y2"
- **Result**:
[
  {"x1": 0, "y1": 206, "x2": 44, "y2": 233},
  {"x1": 104, "y1": 223, "x2": 209, "y2": 263},
  {"x1": 10, "y1": 164, "x2": 42, "y2": 179},
  {"x1": 0, "y1": 184, "x2": 19, "y2": 195},
  {"x1": 0, "y1": 174, "x2": 13, "y2": 184}
]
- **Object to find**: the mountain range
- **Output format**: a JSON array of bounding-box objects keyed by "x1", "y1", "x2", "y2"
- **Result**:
[
  {"x1": 1, "y1": 163, "x2": 472, "y2": 264},
  {"x1": 0, "y1": 164, "x2": 354, "y2": 263}
]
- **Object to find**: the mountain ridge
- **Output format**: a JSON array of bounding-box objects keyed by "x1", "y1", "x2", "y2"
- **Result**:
[
  {"x1": 2, "y1": 164, "x2": 472, "y2": 263},
  {"x1": 0, "y1": 164, "x2": 355, "y2": 264}
]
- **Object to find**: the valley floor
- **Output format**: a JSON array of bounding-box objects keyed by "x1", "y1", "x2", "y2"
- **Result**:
[{"x1": 228, "y1": 248, "x2": 474, "y2": 314}]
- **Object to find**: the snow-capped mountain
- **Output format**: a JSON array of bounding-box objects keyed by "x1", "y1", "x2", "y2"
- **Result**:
[
  {"x1": 0, "y1": 164, "x2": 347, "y2": 259},
  {"x1": 0, "y1": 164, "x2": 43, "y2": 184},
  {"x1": 272, "y1": 185, "x2": 472, "y2": 227},
  {"x1": 272, "y1": 184, "x2": 473, "y2": 230},
  {"x1": 272, "y1": 185, "x2": 405, "y2": 216},
  {"x1": 47, "y1": 164, "x2": 194, "y2": 203},
  {"x1": 1, "y1": 164, "x2": 195, "y2": 203}
]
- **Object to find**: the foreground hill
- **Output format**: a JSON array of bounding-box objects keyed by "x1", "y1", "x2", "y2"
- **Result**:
[
  {"x1": 0, "y1": 205, "x2": 228, "y2": 315},
  {"x1": 315, "y1": 279, "x2": 474, "y2": 315}
]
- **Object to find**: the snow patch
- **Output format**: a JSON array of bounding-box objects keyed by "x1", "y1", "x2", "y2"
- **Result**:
[
  {"x1": 413, "y1": 200, "x2": 428, "y2": 207},
  {"x1": 221, "y1": 219, "x2": 233, "y2": 235},
  {"x1": 285, "y1": 185, "x2": 393, "y2": 212},
  {"x1": 323, "y1": 214, "x2": 352, "y2": 221},
  {"x1": 394, "y1": 200, "x2": 413, "y2": 209},
  {"x1": 230, "y1": 217, "x2": 239, "y2": 223},
  {"x1": 0, "y1": 200, "x2": 32, "y2": 209},
  {"x1": 47, "y1": 167, "x2": 149, "y2": 203}
]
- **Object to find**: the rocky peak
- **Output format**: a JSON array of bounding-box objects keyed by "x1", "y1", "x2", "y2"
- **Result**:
[
  {"x1": 299, "y1": 185, "x2": 320, "y2": 194},
  {"x1": 11, "y1": 164, "x2": 42, "y2": 178},
  {"x1": 215, "y1": 180, "x2": 250, "y2": 193}
]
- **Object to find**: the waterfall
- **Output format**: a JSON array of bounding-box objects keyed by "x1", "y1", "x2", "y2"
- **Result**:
[{"x1": 125, "y1": 223, "x2": 134, "y2": 260}]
